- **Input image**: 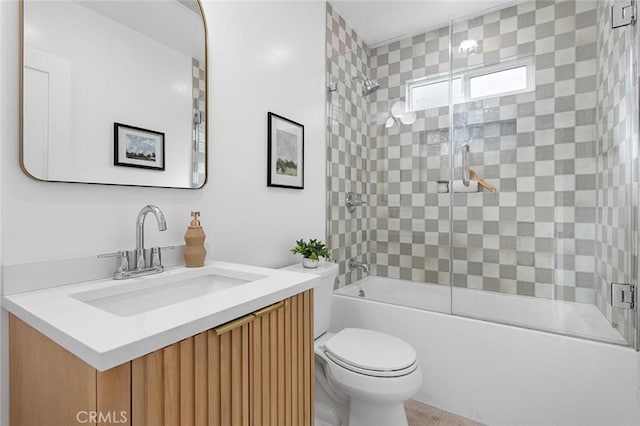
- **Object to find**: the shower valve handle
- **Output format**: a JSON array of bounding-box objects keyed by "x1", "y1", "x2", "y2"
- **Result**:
[{"x1": 462, "y1": 144, "x2": 470, "y2": 186}]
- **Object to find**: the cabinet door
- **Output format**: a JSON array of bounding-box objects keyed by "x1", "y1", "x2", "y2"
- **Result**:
[
  {"x1": 10, "y1": 314, "x2": 97, "y2": 426},
  {"x1": 251, "y1": 290, "x2": 314, "y2": 426},
  {"x1": 9, "y1": 314, "x2": 131, "y2": 426},
  {"x1": 131, "y1": 316, "x2": 252, "y2": 426}
]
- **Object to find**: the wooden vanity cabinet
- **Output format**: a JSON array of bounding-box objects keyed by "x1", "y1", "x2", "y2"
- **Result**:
[{"x1": 9, "y1": 289, "x2": 314, "y2": 426}]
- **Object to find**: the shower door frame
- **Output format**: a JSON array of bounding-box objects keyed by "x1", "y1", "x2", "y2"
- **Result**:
[{"x1": 441, "y1": 2, "x2": 640, "y2": 349}]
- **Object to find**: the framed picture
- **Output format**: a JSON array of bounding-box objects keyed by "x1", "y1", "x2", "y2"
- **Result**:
[
  {"x1": 114, "y1": 123, "x2": 165, "y2": 170},
  {"x1": 267, "y1": 112, "x2": 304, "y2": 189}
]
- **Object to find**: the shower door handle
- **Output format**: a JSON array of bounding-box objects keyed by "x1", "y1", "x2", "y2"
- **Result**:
[{"x1": 462, "y1": 144, "x2": 470, "y2": 186}]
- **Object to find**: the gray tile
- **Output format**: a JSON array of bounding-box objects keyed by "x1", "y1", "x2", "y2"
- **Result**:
[
  {"x1": 576, "y1": 76, "x2": 596, "y2": 93},
  {"x1": 483, "y1": 277, "x2": 500, "y2": 292},
  {"x1": 517, "y1": 193, "x2": 535, "y2": 206},
  {"x1": 535, "y1": 145, "x2": 554, "y2": 161},
  {"x1": 556, "y1": 254, "x2": 575, "y2": 270},
  {"x1": 555, "y1": 128, "x2": 575, "y2": 144},
  {"x1": 484, "y1": 249, "x2": 500, "y2": 263},
  {"x1": 555, "y1": 32, "x2": 575, "y2": 50},
  {"x1": 468, "y1": 262, "x2": 483, "y2": 275},
  {"x1": 556, "y1": 286, "x2": 575, "y2": 301},
  {"x1": 576, "y1": 108, "x2": 595, "y2": 125},
  {"x1": 535, "y1": 268, "x2": 553, "y2": 284},
  {"x1": 555, "y1": 159, "x2": 575, "y2": 175},
  {"x1": 500, "y1": 32, "x2": 517, "y2": 48},
  {"x1": 500, "y1": 5, "x2": 517, "y2": 19},
  {"x1": 576, "y1": 9, "x2": 597, "y2": 29},
  {"x1": 500, "y1": 236, "x2": 517, "y2": 250},
  {"x1": 517, "y1": 11, "x2": 535, "y2": 28},
  {"x1": 500, "y1": 120, "x2": 517, "y2": 135},
  {"x1": 555, "y1": 223, "x2": 575, "y2": 239},
  {"x1": 555, "y1": 0, "x2": 575, "y2": 18},
  {"x1": 555, "y1": 64, "x2": 575, "y2": 81},
  {"x1": 576, "y1": 272, "x2": 595, "y2": 288},
  {"x1": 535, "y1": 207, "x2": 555, "y2": 222},
  {"x1": 536, "y1": 114, "x2": 555, "y2": 130},
  {"x1": 535, "y1": 53, "x2": 555, "y2": 71},
  {"x1": 517, "y1": 281, "x2": 535, "y2": 296},
  {"x1": 576, "y1": 175, "x2": 596, "y2": 190},
  {"x1": 555, "y1": 191, "x2": 575, "y2": 206},
  {"x1": 576, "y1": 43, "x2": 597, "y2": 61},
  {"x1": 484, "y1": 221, "x2": 499, "y2": 234},
  {"x1": 575, "y1": 207, "x2": 596, "y2": 223},
  {"x1": 517, "y1": 252, "x2": 535, "y2": 266},
  {"x1": 576, "y1": 141, "x2": 595, "y2": 157},
  {"x1": 484, "y1": 21, "x2": 500, "y2": 38},
  {"x1": 575, "y1": 239, "x2": 594, "y2": 255},
  {"x1": 517, "y1": 132, "x2": 536, "y2": 146},
  {"x1": 517, "y1": 222, "x2": 535, "y2": 236},
  {"x1": 555, "y1": 96, "x2": 575, "y2": 113},
  {"x1": 535, "y1": 21, "x2": 555, "y2": 39},
  {"x1": 517, "y1": 102, "x2": 535, "y2": 117},
  {"x1": 500, "y1": 265, "x2": 517, "y2": 279},
  {"x1": 535, "y1": 237, "x2": 555, "y2": 252}
]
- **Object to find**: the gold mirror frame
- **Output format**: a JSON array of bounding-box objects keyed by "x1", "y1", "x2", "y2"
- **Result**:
[{"x1": 19, "y1": 0, "x2": 209, "y2": 189}]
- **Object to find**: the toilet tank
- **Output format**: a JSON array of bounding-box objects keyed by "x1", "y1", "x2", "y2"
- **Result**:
[{"x1": 281, "y1": 262, "x2": 339, "y2": 339}]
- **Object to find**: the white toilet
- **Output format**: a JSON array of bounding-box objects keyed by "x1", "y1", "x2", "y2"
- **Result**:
[{"x1": 283, "y1": 262, "x2": 422, "y2": 426}]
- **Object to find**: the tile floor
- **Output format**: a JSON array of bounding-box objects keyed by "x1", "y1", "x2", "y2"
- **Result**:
[{"x1": 405, "y1": 400, "x2": 484, "y2": 426}]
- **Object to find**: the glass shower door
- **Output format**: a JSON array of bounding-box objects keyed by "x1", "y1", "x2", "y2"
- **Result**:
[{"x1": 447, "y1": 0, "x2": 637, "y2": 346}]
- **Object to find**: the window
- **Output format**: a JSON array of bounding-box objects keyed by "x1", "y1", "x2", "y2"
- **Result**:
[
  {"x1": 468, "y1": 64, "x2": 529, "y2": 99},
  {"x1": 407, "y1": 58, "x2": 534, "y2": 112},
  {"x1": 410, "y1": 78, "x2": 463, "y2": 111}
]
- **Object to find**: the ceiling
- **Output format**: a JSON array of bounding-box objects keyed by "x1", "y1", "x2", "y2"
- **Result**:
[
  {"x1": 330, "y1": 0, "x2": 515, "y2": 48},
  {"x1": 79, "y1": 1, "x2": 205, "y2": 61}
]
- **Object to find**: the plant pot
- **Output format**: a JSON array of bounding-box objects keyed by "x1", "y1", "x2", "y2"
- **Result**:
[{"x1": 302, "y1": 257, "x2": 319, "y2": 269}]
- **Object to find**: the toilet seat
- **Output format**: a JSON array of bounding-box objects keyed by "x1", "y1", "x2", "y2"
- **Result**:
[{"x1": 321, "y1": 328, "x2": 418, "y2": 378}]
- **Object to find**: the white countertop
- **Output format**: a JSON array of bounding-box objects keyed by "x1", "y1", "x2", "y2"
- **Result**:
[{"x1": 2, "y1": 261, "x2": 318, "y2": 371}]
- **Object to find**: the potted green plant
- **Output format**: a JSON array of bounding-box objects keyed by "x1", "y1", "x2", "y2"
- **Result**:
[{"x1": 290, "y1": 238, "x2": 330, "y2": 269}]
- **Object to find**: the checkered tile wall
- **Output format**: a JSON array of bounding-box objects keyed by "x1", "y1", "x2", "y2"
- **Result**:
[
  {"x1": 594, "y1": 0, "x2": 638, "y2": 339},
  {"x1": 326, "y1": 3, "x2": 371, "y2": 286},
  {"x1": 326, "y1": 0, "x2": 635, "y2": 313},
  {"x1": 367, "y1": 0, "x2": 600, "y2": 302},
  {"x1": 193, "y1": 58, "x2": 206, "y2": 186}
]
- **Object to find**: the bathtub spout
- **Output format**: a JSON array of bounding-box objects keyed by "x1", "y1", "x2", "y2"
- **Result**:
[{"x1": 349, "y1": 258, "x2": 370, "y2": 275}]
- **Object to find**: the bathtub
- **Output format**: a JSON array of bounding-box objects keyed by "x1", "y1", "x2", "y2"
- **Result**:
[
  {"x1": 335, "y1": 276, "x2": 626, "y2": 345},
  {"x1": 330, "y1": 276, "x2": 640, "y2": 426}
]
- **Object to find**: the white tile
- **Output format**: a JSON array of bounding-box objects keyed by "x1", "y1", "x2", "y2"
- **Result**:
[
  {"x1": 535, "y1": 191, "x2": 555, "y2": 206},
  {"x1": 555, "y1": 48, "x2": 576, "y2": 66}
]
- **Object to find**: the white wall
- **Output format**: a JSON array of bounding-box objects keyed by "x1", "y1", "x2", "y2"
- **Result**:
[
  {"x1": 0, "y1": 1, "x2": 326, "y2": 423},
  {"x1": 1, "y1": 0, "x2": 326, "y2": 265}
]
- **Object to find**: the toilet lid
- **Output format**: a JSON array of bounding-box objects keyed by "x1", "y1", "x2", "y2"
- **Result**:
[{"x1": 323, "y1": 328, "x2": 417, "y2": 374}]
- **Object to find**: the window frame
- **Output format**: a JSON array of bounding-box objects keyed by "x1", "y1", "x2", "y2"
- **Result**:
[{"x1": 406, "y1": 57, "x2": 535, "y2": 112}]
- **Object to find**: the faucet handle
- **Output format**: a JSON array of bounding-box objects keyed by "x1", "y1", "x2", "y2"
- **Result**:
[
  {"x1": 98, "y1": 250, "x2": 129, "y2": 273},
  {"x1": 346, "y1": 192, "x2": 367, "y2": 213},
  {"x1": 149, "y1": 246, "x2": 175, "y2": 268}
]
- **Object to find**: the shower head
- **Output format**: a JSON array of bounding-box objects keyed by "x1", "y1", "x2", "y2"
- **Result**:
[
  {"x1": 352, "y1": 75, "x2": 381, "y2": 96},
  {"x1": 361, "y1": 78, "x2": 381, "y2": 96}
]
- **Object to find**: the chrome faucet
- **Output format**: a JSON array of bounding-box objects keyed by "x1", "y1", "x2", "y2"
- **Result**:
[
  {"x1": 99, "y1": 205, "x2": 173, "y2": 280},
  {"x1": 136, "y1": 205, "x2": 167, "y2": 270},
  {"x1": 349, "y1": 258, "x2": 370, "y2": 275}
]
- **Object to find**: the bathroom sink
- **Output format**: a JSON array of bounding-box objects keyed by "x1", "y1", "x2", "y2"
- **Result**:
[{"x1": 71, "y1": 268, "x2": 267, "y2": 317}]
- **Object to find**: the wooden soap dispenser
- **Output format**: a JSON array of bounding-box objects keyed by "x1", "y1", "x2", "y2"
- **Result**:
[{"x1": 184, "y1": 211, "x2": 206, "y2": 267}]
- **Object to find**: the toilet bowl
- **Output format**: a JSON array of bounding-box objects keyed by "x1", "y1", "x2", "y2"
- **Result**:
[{"x1": 282, "y1": 262, "x2": 423, "y2": 426}]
